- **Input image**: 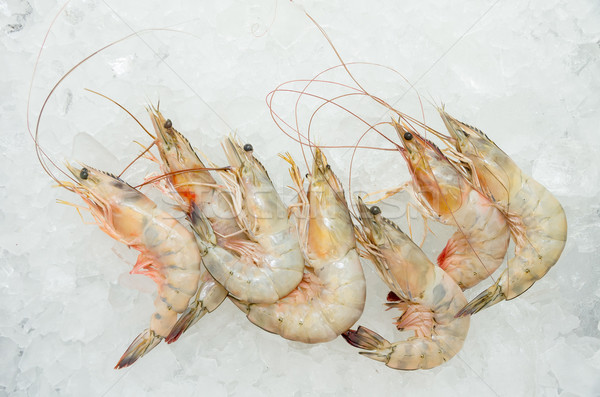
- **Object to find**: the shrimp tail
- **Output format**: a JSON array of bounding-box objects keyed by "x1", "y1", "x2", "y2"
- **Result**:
[
  {"x1": 165, "y1": 278, "x2": 228, "y2": 344},
  {"x1": 189, "y1": 203, "x2": 217, "y2": 251},
  {"x1": 165, "y1": 305, "x2": 208, "y2": 344},
  {"x1": 456, "y1": 282, "x2": 505, "y2": 317},
  {"x1": 115, "y1": 329, "x2": 163, "y2": 369},
  {"x1": 342, "y1": 326, "x2": 391, "y2": 352}
]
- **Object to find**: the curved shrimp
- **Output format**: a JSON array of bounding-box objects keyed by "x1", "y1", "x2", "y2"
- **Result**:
[
  {"x1": 147, "y1": 108, "x2": 239, "y2": 341},
  {"x1": 63, "y1": 164, "x2": 202, "y2": 369},
  {"x1": 230, "y1": 149, "x2": 366, "y2": 343},
  {"x1": 344, "y1": 198, "x2": 470, "y2": 370},
  {"x1": 393, "y1": 120, "x2": 511, "y2": 290},
  {"x1": 190, "y1": 138, "x2": 305, "y2": 303},
  {"x1": 438, "y1": 111, "x2": 567, "y2": 315}
]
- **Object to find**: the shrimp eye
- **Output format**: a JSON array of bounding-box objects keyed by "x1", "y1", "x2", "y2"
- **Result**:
[
  {"x1": 80, "y1": 168, "x2": 89, "y2": 180},
  {"x1": 164, "y1": 119, "x2": 172, "y2": 129},
  {"x1": 305, "y1": 173, "x2": 310, "y2": 178},
  {"x1": 403, "y1": 132, "x2": 413, "y2": 141},
  {"x1": 325, "y1": 164, "x2": 331, "y2": 170},
  {"x1": 243, "y1": 143, "x2": 253, "y2": 152},
  {"x1": 370, "y1": 206, "x2": 381, "y2": 215}
]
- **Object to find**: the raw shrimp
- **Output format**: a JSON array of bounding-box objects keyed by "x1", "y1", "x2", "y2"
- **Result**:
[
  {"x1": 63, "y1": 164, "x2": 202, "y2": 368},
  {"x1": 344, "y1": 198, "x2": 470, "y2": 370},
  {"x1": 148, "y1": 107, "x2": 243, "y2": 241},
  {"x1": 393, "y1": 120, "x2": 510, "y2": 290},
  {"x1": 438, "y1": 111, "x2": 567, "y2": 315},
  {"x1": 191, "y1": 138, "x2": 305, "y2": 303},
  {"x1": 147, "y1": 108, "x2": 238, "y2": 341},
  {"x1": 229, "y1": 149, "x2": 366, "y2": 343}
]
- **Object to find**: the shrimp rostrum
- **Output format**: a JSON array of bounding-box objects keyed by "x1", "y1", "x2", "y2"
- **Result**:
[
  {"x1": 230, "y1": 149, "x2": 366, "y2": 343},
  {"x1": 438, "y1": 110, "x2": 567, "y2": 315},
  {"x1": 393, "y1": 120, "x2": 510, "y2": 290},
  {"x1": 343, "y1": 198, "x2": 470, "y2": 370},
  {"x1": 64, "y1": 164, "x2": 202, "y2": 368}
]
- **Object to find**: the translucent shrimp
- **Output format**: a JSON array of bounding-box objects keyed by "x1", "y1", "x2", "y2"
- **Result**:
[
  {"x1": 147, "y1": 108, "x2": 237, "y2": 341},
  {"x1": 343, "y1": 198, "x2": 470, "y2": 370},
  {"x1": 148, "y1": 107, "x2": 243, "y2": 241},
  {"x1": 438, "y1": 111, "x2": 568, "y2": 315},
  {"x1": 63, "y1": 164, "x2": 202, "y2": 369},
  {"x1": 229, "y1": 150, "x2": 366, "y2": 343},
  {"x1": 190, "y1": 138, "x2": 305, "y2": 303},
  {"x1": 393, "y1": 120, "x2": 511, "y2": 290}
]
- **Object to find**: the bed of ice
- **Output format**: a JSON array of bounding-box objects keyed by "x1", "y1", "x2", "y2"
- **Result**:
[{"x1": 1, "y1": 0, "x2": 600, "y2": 395}]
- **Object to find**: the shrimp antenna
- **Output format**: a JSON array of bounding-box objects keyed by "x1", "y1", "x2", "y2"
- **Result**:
[
  {"x1": 303, "y1": 12, "x2": 371, "y2": 104},
  {"x1": 26, "y1": 0, "x2": 75, "y2": 190},
  {"x1": 27, "y1": 3, "x2": 195, "y2": 190},
  {"x1": 297, "y1": 12, "x2": 419, "y2": 217},
  {"x1": 84, "y1": 88, "x2": 156, "y2": 140},
  {"x1": 135, "y1": 167, "x2": 232, "y2": 189},
  {"x1": 304, "y1": 12, "x2": 434, "y2": 119},
  {"x1": 82, "y1": 89, "x2": 162, "y2": 178}
]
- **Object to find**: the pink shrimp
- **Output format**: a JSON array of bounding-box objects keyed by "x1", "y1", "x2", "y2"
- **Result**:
[{"x1": 63, "y1": 164, "x2": 202, "y2": 368}]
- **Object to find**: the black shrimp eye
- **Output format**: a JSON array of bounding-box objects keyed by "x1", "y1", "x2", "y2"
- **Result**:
[
  {"x1": 164, "y1": 119, "x2": 172, "y2": 129},
  {"x1": 80, "y1": 168, "x2": 89, "y2": 180},
  {"x1": 403, "y1": 132, "x2": 413, "y2": 141},
  {"x1": 243, "y1": 143, "x2": 253, "y2": 152},
  {"x1": 325, "y1": 164, "x2": 331, "y2": 170},
  {"x1": 369, "y1": 206, "x2": 381, "y2": 215},
  {"x1": 305, "y1": 173, "x2": 310, "y2": 178}
]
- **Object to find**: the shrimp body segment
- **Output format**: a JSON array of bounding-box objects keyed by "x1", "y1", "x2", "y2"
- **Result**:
[
  {"x1": 231, "y1": 150, "x2": 366, "y2": 343},
  {"x1": 344, "y1": 199, "x2": 470, "y2": 370},
  {"x1": 439, "y1": 111, "x2": 567, "y2": 314},
  {"x1": 394, "y1": 121, "x2": 510, "y2": 290},
  {"x1": 64, "y1": 164, "x2": 202, "y2": 368},
  {"x1": 192, "y1": 138, "x2": 304, "y2": 303}
]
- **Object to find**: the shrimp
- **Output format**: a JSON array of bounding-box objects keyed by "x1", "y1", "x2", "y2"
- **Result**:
[
  {"x1": 229, "y1": 149, "x2": 366, "y2": 343},
  {"x1": 438, "y1": 110, "x2": 567, "y2": 315},
  {"x1": 190, "y1": 137, "x2": 305, "y2": 303},
  {"x1": 148, "y1": 107, "x2": 243, "y2": 241},
  {"x1": 393, "y1": 120, "x2": 511, "y2": 290},
  {"x1": 343, "y1": 198, "x2": 470, "y2": 370},
  {"x1": 147, "y1": 108, "x2": 239, "y2": 341},
  {"x1": 63, "y1": 164, "x2": 202, "y2": 368}
]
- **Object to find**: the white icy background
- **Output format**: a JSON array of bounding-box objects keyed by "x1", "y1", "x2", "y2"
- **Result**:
[{"x1": 2, "y1": 0, "x2": 600, "y2": 395}]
